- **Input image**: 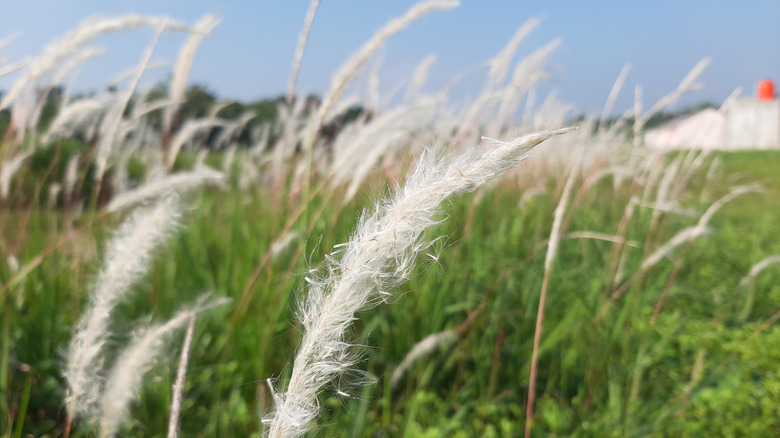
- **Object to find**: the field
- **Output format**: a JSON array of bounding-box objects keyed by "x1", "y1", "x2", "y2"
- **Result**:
[
  {"x1": 2, "y1": 3, "x2": 780, "y2": 437},
  {"x1": 1, "y1": 149, "x2": 778, "y2": 437}
]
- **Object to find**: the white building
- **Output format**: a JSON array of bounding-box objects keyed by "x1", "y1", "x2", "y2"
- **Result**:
[{"x1": 645, "y1": 98, "x2": 780, "y2": 150}]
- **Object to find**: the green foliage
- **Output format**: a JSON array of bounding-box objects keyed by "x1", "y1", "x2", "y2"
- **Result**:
[
  {"x1": 2, "y1": 151, "x2": 779, "y2": 436},
  {"x1": 14, "y1": 140, "x2": 95, "y2": 206}
]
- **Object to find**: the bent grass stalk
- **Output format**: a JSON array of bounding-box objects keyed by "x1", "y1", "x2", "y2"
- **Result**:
[
  {"x1": 65, "y1": 198, "x2": 182, "y2": 421},
  {"x1": 167, "y1": 315, "x2": 197, "y2": 438},
  {"x1": 63, "y1": 196, "x2": 230, "y2": 437},
  {"x1": 525, "y1": 151, "x2": 579, "y2": 438},
  {"x1": 98, "y1": 296, "x2": 229, "y2": 438},
  {"x1": 163, "y1": 13, "x2": 220, "y2": 138},
  {"x1": 266, "y1": 127, "x2": 574, "y2": 438},
  {"x1": 94, "y1": 20, "x2": 167, "y2": 190},
  {"x1": 299, "y1": 0, "x2": 459, "y2": 209},
  {"x1": 600, "y1": 184, "x2": 763, "y2": 318},
  {"x1": 737, "y1": 254, "x2": 780, "y2": 322},
  {"x1": 286, "y1": 0, "x2": 320, "y2": 105},
  {"x1": 0, "y1": 15, "x2": 194, "y2": 111},
  {"x1": 105, "y1": 167, "x2": 224, "y2": 213},
  {"x1": 315, "y1": 0, "x2": 458, "y2": 128},
  {"x1": 390, "y1": 301, "x2": 483, "y2": 389}
]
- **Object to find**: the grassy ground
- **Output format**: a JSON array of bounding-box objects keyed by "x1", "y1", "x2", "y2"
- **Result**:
[{"x1": 2, "y1": 150, "x2": 780, "y2": 437}]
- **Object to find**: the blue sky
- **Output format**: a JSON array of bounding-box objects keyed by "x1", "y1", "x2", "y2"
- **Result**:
[{"x1": 1, "y1": 0, "x2": 778, "y2": 115}]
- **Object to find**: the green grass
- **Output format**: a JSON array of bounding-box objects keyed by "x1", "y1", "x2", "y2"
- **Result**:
[{"x1": 2, "y1": 150, "x2": 780, "y2": 437}]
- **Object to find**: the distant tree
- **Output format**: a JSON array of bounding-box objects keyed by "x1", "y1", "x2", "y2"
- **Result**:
[
  {"x1": 679, "y1": 101, "x2": 717, "y2": 116},
  {"x1": 37, "y1": 86, "x2": 64, "y2": 131},
  {"x1": 140, "y1": 84, "x2": 168, "y2": 131},
  {"x1": 0, "y1": 91, "x2": 10, "y2": 136},
  {"x1": 180, "y1": 84, "x2": 217, "y2": 120},
  {"x1": 246, "y1": 95, "x2": 284, "y2": 126},
  {"x1": 321, "y1": 104, "x2": 372, "y2": 147}
]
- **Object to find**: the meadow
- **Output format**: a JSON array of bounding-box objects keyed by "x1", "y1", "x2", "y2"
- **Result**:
[{"x1": 2, "y1": 2, "x2": 780, "y2": 437}]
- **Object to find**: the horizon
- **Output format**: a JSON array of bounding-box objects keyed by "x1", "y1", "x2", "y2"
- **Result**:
[{"x1": 1, "y1": 1, "x2": 778, "y2": 116}]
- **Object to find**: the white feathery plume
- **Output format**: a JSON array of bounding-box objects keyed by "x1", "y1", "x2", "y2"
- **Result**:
[
  {"x1": 0, "y1": 15, "x2": 194, "y2": 111},
  {"x1": 265, "y1": 126, "x2": 574, "y2": 438},
  {"x1": 737, "y1": 254, "x2": 780, "y2": 321},
  {"x1": 65, "y1": 197, "x2": 182, "y2": 420},
  {"x1": 99, "y1": 296, "x2": 230, "y2": 438},
  {"x1": 48, "y1": 183, "x2": 62, "y2": 208},
  {"x1": 106, "y1": 166, "x2": 224, "y2": 213},
  {"x1": 43, "y1": 93, "x2": 115, "y2": 144},
  {"x1": 648, "y1": 156, "x2": 681, "y2": 225},
  {"x1": 6, "y1": 254, "x2": 19, "y2": 273},
  {"x1": 222, "y1": 145, "x2": 237, "y2": 176},
  {"x1": 367, "y1": 57, "x2": 383, "y2": 113},
  {"x1": 452, "y1": 18, "x2": 541, "y2": 144},
  {"x1": 9, "y1": 87, "x2": 35, "y2": 143},
  {"x1": 162, "y1": 13, "x2": 220, "y2": 136},
  {"x1": 669, "y1": 150, "x2": 711, "y2": 202},
  {"x1": 287, "y1": 0, "x2": 320, "y2": 104},
  {"x1": 0, "y1": 59, "x2": 30, "y2": 78},
  {"x1": 167, "y1": 118, "x2": 230, "y2": 170},
  {"x1": 0, "y1": 34, "x2": 27, "y2": 76},
  {"x1": 738, "y1": 255, "x2": 780, "y2": 290},
  {"x1": 270, "y1": 231, "x2": 301, "y2": 261},
  {"x1": 485, "y1": 17, "x2": 543, "y2": 89},
  {"x1": 314, "y1": 0, "x2": 458, "y2": 131},
  {"x1": 404, "y1": 54, "x2": 436, "y2": 102},
  {"x1": 107, "y1": 59, "x2": 168, "y2": 90},
  {"x1": 640, "y1": 184, "x2": 761, "y2": 271},
  {"x1": 167, "y1": 315, "x2": 197, "y2": 438},
  {"x1": 341, "y1": 98, "x2": 441, "y2": 203},
  {"x1": 54, "y1": 47, "x2": 107, "y2": 84},
  {"x1": 696, "y1": 184, "x2": 762, "y2": 228},
  {"x1": 238, "y1": 159, "x2": 262, "y2": 191},
  {"x1": 0, "y1": 151, "x2": 32, "y2": 200},
  {"x1": 633, "y1": 85, "x2": 643, "y2": 146},
  {"x1": 194, "y1": 148, "x2": 209, "y2": 169},
  {"x1": 213, "y1": 111, "x2": 256, "y2": 150},
  {"x1": 521, "y1": 86, "x2": 537, "y2": 126},
  {"x1": 131, "y1": 94, "x2": 181, "y2": 120},
  {"x1": 705, "y1": 156, "x2": 722, "y2": 182},
  {"x1": 390, "y1": 330, "x2": 457, "y2": 389},
  {"x1": 95, "y1": 20, "x2": 167, "y2": 186},
  {"x1": 639, "y1": 226, "x2": 711, "y2": 273},
  {"x1": 0, "y1": 32, "x2": 22, "y2": 51},
  {"x1": 533, "y1": 90, "x2": 576, "y2": 131},
  {"x1": 719, "y1": 86, "x2": 742, "y2": 114},
  {"x1": 321, "y1": 94, "x2": 362, "y2": 128},
  {"x1": 329, "y1": 95, "x2": 441, "y2": 200},
  {"x1": 249, "y1": 122, "x2": 271, "y2": 158},
  {"x1": 488, "y1": 38, "x2": 561, "y2": 136},
  {"x1": 638, "y1": 152, "x2": 664, "y2": 206},
  {"x1": 25, "y1": 47, "x2": 107, "y2": 134},
  {"x1": 598, "y1": 63, "x2": 631, "y2": 133},
  {"x1": 636, "y1": 57, "x2": 711, "y2": 129},
  {"x1": 271, "y1": 97, "x2": 308, "y2": 188}
]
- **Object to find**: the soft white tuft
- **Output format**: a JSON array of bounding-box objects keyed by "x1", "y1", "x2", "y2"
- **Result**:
[
  {"x1": 265, "y1": 127, "x2": 574, "y2": 437},
  {"x1": 64, "y1": 197, "x2": 182, "y2": 419},
  {"x1": 98, "y1": 296, "x2": 230, "y2": 438}
]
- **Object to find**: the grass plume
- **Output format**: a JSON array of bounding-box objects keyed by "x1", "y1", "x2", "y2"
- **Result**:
[
  {"x1": 64, "y1": 197, "x2": 182, "y2": 420},
  {"x1": 98, "y1": 296, "x2": 229, "y2": 438},
  {"x1": 266, "y1": 126, "x2": 574, "y2": 437}
]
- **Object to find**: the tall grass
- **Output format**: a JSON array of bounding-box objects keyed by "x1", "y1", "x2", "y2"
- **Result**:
[
  {"x1": 2, "y1": 150, "x2": 779, "y2": 435},
  {"x1": 266, "y1": 128, "x2": 572, "y2": 437},
  {"x1": 1, "y1": 2, "x2": 780, "y2": 437}
]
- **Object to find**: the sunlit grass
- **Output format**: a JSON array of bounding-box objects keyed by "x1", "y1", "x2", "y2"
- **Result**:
[{"x1": 3, "y1": 150, "x2": 779, "y2": 436}]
